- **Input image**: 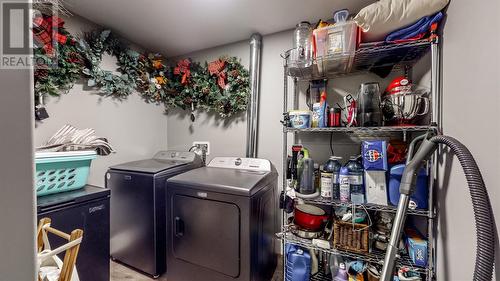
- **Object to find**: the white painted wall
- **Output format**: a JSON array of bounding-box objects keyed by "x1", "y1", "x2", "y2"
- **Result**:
[
  {"x1": 33, "y1": 15, "x2": 168, "y2": 187},
  {"x1": 436, "y1": 1, "x2": 500, "y2": 280},
  {"x1": 0, "y1": 0, "x2": 36, "y2": 279},
  {"x1": 166, "y1": 4, "x2": 500, "y2": 280}
]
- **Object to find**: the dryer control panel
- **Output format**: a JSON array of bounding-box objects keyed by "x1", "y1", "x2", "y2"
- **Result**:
[
  {"x1": 207, "y1": 157, "x2": 271, "y2": 172},
  {"x1": 153, "y1": 151, "x2": 197, "y2": 162}
]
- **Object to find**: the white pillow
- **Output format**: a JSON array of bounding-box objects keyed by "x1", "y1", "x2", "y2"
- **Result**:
[{"x1": 354, "y1": 0, "x2": 449, "y2": 42}]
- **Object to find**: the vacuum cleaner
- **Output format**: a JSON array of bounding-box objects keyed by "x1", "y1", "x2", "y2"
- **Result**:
[{"x1": 380, "y1": 132, "x2": 496, "y2": 281}]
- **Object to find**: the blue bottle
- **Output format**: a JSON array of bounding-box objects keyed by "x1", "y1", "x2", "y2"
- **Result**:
[
  {"x1": 286, "y1": 244, "x2": 311, "y2": 281},
  {"x1": 345, "y1": 156, "x2": 365, "y2": 204},
  {"x1": 338, "y1": 166, "x2": 350, "y2": 203}
]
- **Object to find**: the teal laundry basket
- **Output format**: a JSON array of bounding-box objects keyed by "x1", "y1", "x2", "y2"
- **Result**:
[{"x1": 35, "y1": 151, "x2": 97, "y2": 197}]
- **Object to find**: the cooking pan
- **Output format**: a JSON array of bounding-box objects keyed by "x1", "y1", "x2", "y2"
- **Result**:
[{"x1": 294, "y1": 204, "x2": 328, "y2": 231}]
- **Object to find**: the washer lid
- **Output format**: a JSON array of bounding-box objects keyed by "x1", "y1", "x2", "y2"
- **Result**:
[
  {"x1": 168, "y1": 158, "x2": 277, "y2": 196},
  {"x1": 109, "y1": 151, "x2": 199, "y2": 174}
]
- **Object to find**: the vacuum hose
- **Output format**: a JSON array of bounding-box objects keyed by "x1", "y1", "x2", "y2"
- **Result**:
[
  {"x1": 380, "y1": 134, "x2": 495, "y2": 281},
  {"x1": 430, "y1": 135, "x2": 495, "y2": 281}
]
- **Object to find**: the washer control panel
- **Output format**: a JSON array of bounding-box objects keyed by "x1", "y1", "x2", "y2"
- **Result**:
[
  {"x1": 208, "y1": 157, "x2": 271, "y2": 172},
  {"x1": 153, "y1": 151, "x2": 197, "y2": 162}
]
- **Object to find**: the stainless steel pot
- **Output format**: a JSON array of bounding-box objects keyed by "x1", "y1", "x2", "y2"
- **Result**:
[{"x1": 381, "y1": 90, "x2": 429, "y2": 124}]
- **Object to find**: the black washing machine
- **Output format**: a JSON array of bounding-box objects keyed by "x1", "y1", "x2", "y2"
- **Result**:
[
  {"x1": 166, "y1": 157, "x2": 278, "y2": 281},
  {"x1": 106, "y1": 151, "x2": 202, "y2": 278}
]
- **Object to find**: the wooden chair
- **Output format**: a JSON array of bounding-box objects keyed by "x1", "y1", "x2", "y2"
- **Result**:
[{"x1": 37, "y1": 218, "x2": 84, "y2": 281}]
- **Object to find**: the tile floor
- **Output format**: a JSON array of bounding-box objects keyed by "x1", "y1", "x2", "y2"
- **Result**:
[{"x1": 110, "y1": 259, "x2": 283, "y2": 281}]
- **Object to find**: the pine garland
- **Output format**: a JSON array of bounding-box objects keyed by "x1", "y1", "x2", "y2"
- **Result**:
[
  {"x1": 33, "y1": 18, "x2": 250, "y2": 119},
  {"x1": 33, "y1": 15, "x2": 83, "y2": 97},
  {"x1": 79, "y1": 30, "x2": 138, "y2": 98}
]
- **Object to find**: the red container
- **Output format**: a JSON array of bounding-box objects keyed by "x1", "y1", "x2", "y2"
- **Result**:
[
  {"x1": 328, "y1": 107, "x2": 341, "y2": 127},
  {"x1": 294, "y1": 204, "x2": 328, "y2": 231}
]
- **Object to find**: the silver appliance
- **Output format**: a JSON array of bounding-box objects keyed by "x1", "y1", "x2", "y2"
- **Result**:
[
  {"x1": 106, "y1": 151, "x2": 202, "y2": 278},
  {"x1": 166, "y1": 157, "x2": 278, "y2": 281}
]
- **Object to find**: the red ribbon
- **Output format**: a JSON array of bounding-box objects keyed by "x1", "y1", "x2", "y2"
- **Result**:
[
  {"x1": 33, "y1": 15, "x2": 68, "y2": 55},
  {"x1": 174, "y1": 59, "x2": 191, "y2": 85},
  {"x1": 208, "y1": 59, "x2": 227, "y2": 89}
]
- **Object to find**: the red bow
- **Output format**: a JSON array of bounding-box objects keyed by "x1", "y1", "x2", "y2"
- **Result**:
[
  {"x1": 208, "y1": 59, "x2": 227, "y2": 89},
  {"x1": 174, "y1": 59, "x2": 191, "y2": 85},
  {"x1": 33, "y1": 15, "x2": 68, "y2": 56}
]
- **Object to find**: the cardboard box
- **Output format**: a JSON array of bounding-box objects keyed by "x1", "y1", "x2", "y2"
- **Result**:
[
  {"x1": 365, "y1": 170, "x2": 388, "y2": 206},
  {"x1": 362, "y1": 140, "x2": 388, "y2": 171},
  {"x1": 405, "y1": 227, "x2": 428, "y2": 267}
]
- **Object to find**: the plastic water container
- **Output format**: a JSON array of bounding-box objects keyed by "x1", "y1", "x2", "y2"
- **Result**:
[
  {"x1": 286, "y1": 244, "x2": 311, "y2": 281},
  {"x1": 35, "y1": 150, "x2": 97, "y2": 197},
  {"x1": 345, "y1": 157, "x2": 365, "y2": 204},
  {"x1": 389, "y1": 164, "x2": 429, "y2": 209}
]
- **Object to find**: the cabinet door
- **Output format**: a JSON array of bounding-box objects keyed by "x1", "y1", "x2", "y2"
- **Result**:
[{"x1": 172, "y1": 194, "x2": 240, "y2": 277}]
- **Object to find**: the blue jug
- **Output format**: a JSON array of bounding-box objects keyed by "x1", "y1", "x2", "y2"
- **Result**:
[{"x1": 286, "y1": 244, "x2": 311, "y2": 281}]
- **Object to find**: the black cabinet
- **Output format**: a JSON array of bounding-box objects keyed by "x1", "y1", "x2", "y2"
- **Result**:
[{"x1": 37, "y1": 185, "x2": 110, "y2": 281}]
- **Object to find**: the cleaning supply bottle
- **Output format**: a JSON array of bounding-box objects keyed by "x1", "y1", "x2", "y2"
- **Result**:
[
  {"x1": 345, "y1": 156, "x2": 365, "y2": 204},
  {"x1": 321, "y1": 156, "x2": 342, "y2": 200},
  {"x1": 286, "y1": 244, "x2": 311, "y2": 281},
  {"x1": 318, "y1": 90, "x2": 328, "y2": 128},
  {"x1": 338, "y1": 166, "x2": 350, "y2": 203}
]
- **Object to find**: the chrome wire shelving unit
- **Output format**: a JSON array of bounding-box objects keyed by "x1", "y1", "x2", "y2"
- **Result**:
[
  {"x1": 285, "y1": 39, "x2": 432, "y2": 79},
  {"x1": 278, "y1": 230, "x2": 429, "y2": 273},
  {"x1": 279, "y1": 36, "x2": 441, "y2": 281},
  {"x1": 301, "y1": 197, "x2": 432, "y2": 217},
  {"x1": 284, "y1": 126, "x2": 436, "y2": 133}
]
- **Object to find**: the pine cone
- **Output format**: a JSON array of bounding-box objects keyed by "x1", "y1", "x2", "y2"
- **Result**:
[
  {"x1": 229, "y1": 70, "x2": 240, "y2": 77},
  {"x1": 68, "y1": 52, "x2": 82, "y2": 64},
  {"x1": 202, "y1": 87, "x2": 210, "y2": 95},
  {"x1": 34, "y1": 68, "x2": 49, "y2": 79}
]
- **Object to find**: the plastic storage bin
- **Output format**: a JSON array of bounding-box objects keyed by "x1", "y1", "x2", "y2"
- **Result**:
[
  {"x1": 313, "y1": 20, "x2": 358, "y2": 75},
  {"x1": 35, "y1": 150, "x2": 97, "y2": 197},
  {"x1": 389, "y1": 164, "x2": 429, "y2": 209}
]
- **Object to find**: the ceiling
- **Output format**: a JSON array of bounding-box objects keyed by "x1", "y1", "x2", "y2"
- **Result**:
[{"x1": 64, "y1": 0, "x2": 374, "y2": 56}]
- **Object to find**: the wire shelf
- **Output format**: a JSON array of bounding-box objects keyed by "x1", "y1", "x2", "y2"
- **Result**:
[
  {"x1": 284, "y1": 125, "x2": 437, "y2": 134},
  {"x1": 279, "y1": 231, "x2": 430, "y2": 274},
  {"x1": 284, "y1": 39, "x2": 432, "y2": 79},
  {"x1": 289, "y1": 264, "x2": 428, "y2": 281},
  {"x1": 302, "y1": 197, "x2": 431, "y2": 217}
]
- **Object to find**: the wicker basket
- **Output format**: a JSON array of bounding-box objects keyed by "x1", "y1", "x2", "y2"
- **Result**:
[{"x1": 333, "y1": 220, "x2": 370, "y2": 254}]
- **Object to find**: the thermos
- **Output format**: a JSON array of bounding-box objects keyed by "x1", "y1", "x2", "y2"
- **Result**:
[
  {"x1": 299, "y1": 158, "x2": 315, "y2": 195},
  {"x1": 328, "y1": 107, "x2": 341, "y2": 127}
]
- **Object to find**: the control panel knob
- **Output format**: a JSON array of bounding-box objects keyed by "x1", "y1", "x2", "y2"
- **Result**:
[{"x1": 235, "y1": 158, "x2": 242, "y2": 166}]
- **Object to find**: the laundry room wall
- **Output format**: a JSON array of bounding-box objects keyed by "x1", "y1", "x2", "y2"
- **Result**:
[
  {"x1": 33, "y1": 15, "x2": 169, "y2": 188},
  {"x1": 166, "y1": 31, "x2": 288, "y2": 180},
  {"x1": 436, "y1": 1, "x2": 500, "y2": 280},
  {"x1": 0, "y1": 0, "x2": 36, "y2": 278}
]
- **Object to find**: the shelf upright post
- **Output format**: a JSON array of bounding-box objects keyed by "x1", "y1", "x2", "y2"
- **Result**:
[
  {"x1": 281, "y1": 54, "x2": 289, "y2": 281},
  {"x1": 429, "y1": 36, "x2": 441, "y2": 281},
  {"x1": 431, "y1": 37, "x2": 441, "y2": 127}
]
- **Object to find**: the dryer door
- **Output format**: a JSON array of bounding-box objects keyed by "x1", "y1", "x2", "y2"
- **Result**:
[{"x1": 172, "y1": 194, "x2": 240, "y2": 278}]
